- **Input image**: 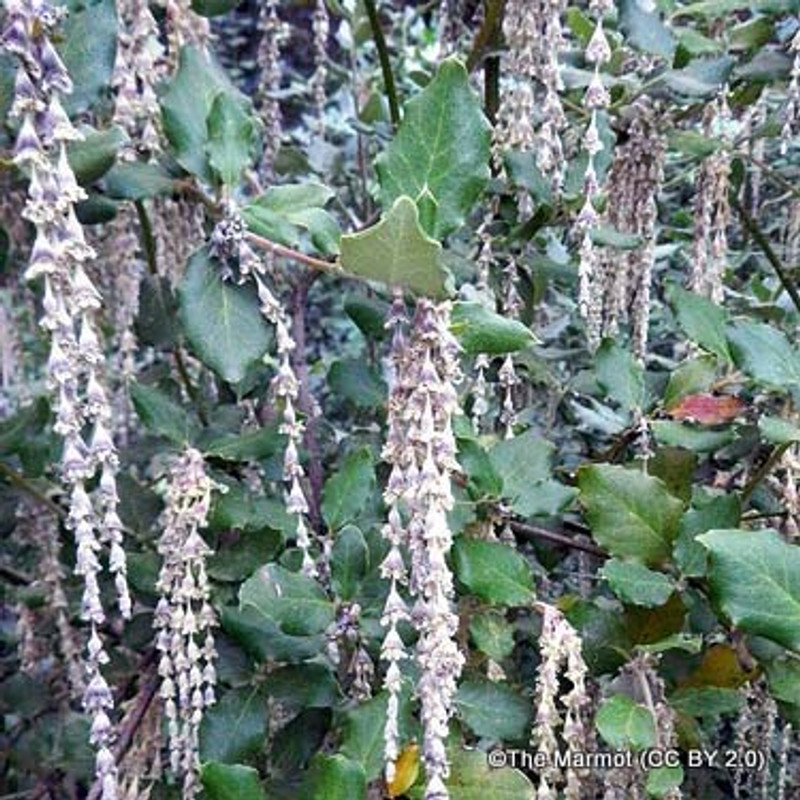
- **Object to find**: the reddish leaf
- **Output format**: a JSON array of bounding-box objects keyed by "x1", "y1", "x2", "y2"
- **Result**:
[{"x1": 667, "y1": 394, "x2": 745, "y2": 425}]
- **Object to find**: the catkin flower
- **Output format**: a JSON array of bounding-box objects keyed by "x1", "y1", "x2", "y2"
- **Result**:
[
  {"x1": 531, "y1": 604, "x2": 591, "y2": 800},
  {"x1": 495, "y1": 0, "x2": 567, "y2": 198},
  {"x1": 380, "y1": 297, "x2": 464, "y2": 799},
  {"x1": 4, "y1": 3, "x2": 130, "y2": 795},
  {"x1": 112, "y1": 0, "x2": 165, "y2": 156},
  {"x1": 585, "y1": 100, "x2": 665, "y2": 358},
  {"x1": 380, "y1": 289, "x2": 413, "y2": 783},
  {"x1": 155, "y1": 449, "x2": 221, "y2": 799},
  {"x1": 255, "y1": 0, "x2": 286, "y2": 182},
  {"x1": 688, "y1": 93, "x2": 731, "y2": 304}
]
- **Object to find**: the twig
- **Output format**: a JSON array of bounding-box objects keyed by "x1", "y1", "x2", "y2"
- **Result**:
[
  {"x1": 508, "y1": 518, "x2": 608, "y2": 559},
  {"x1": 245, "y1": 231, "x2": 340, "y2": 274},
  {"x1": 741, "y1": 442, "x2": 792, "y2": 504},
  {"x1": 0, "y1": 462, "x2": 64, "y2": 520},
  {"x1": 733, "y1": 197, "x2": 800, "y2": 314},
  {"x1": 363, "y1": 0, "x2": 401, "y2": 129}
]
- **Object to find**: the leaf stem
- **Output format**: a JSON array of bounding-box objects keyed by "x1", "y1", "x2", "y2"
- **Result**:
[
  {"x1": 245, "y1": 231, "x2": 341, "y2": 274},
  {"x1": 363, "y1": 0, "x2": 401, "y2": 129},
  {"x1": 733, "y1": 197, "x2": 800, "y2": 314},
  {"x1": 507, "y1": 517, "x2": 608, "y2": 558}
]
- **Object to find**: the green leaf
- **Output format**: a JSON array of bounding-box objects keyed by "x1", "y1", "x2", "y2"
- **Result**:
[
  {"x1": 601, "y1": 559, "x2": 675, "y2": 607},
  {"x1": 674, "y1": 494, "x2": 740, "y2": 578},
  {"x1": 376, "y1": 58, "x2": 491, "y2": 239},
  {"x1": 450, "y1": 302, "x2": 536, "y2": 354},
  {"x1": 201, "y1": 763, "x2": 266, "y2": 800},
  {"x1": 339, "y1": 196, "x2": 447, "y2": 296},
  {"x1": 595, "y1": 694, "x2": 657, "y2": 750},
  {"x1": 330, "y1": 525, "x2": 369, "y2": 601},
  {"x1": 322, "y1": 449, "x2": 375, "y2": 530},
  {"x1": 452, "y1": 538, "x2": 535, "y2": 606},
  {"x1": 67, "y1": 127, "x2": 127, "y2": 185},
  {"x1": 76, "y1": 195, "x2": 117, "y2": 226},
  {"x1": 578, "y1": 465, "x2": 684, "y2": 565},
  {"x1": 59, "y1": 0, "x2": 117, "y2": 114},
  {"x1": 455, "y1": 680, "x2": 532, "y2": 741},
  {"x1": 263, "y1": 663, "x2": 339, "y2": 709},
  {"x1": 222, "y1": 606, "x2": 325, "y2": 663},
  {"x1": 663, "y1": 356, "x2": 717, "y2": 408},
  {"x1": 618, "y1": 0, "x2": 675, "y2": 57},
  {"x1": 306, "y1": 754, "x2": 367, "y2": 800},
  {"x1": 135, "y1": 275, "x2": 178, "y2": 349},
  {"x1": 428, "y1": 747, "x2": 534, "y2": 800},
  {"x1": 759, "y1": 416, "x2": 800, "y2": 445},
  {"x1": 661, "y1": 57, "x2": 735, "y2": 97},
  {"x1": 668, "y1": 285, "x2": 732, "y2": 361},
  {"x1": 489, "y1": 431, "x2": 575, "y2": 517},
  {"x1": 728, "y1": 322, "x2": 800, "y2": 389},
  {"x1": 200, "y1": 686, "x2": 268, "y2": 765},
  {"x1": 596, "y1": 339, "x2": 645, "y2": 411},
  {"x1": 669, "y1": 687, "x2": 743, "y2": 718},
  {"x1": 458, "y1": 438, "x2": 503, "y2": 498},
  {"x1": 730, "y1": 17, "x2": 774, "y2": 51},
  {"x1": 341, "y1": 691, "x2": 414, "y2": 781},
  {"x1": 130, "y1": 383, "x2": 199, "y2": 444},
  {"x1": 646, "y1": 765, "x2": 685, "y2": 798},
  {"x1": 178, "y1": 248, "x2": 271, "y2": 384},
  {"x1": 343, "y1": 296, "x2": 388, "y2": 339},
  {"x1": 698, "y1": 529, "x2": 800, "y2": 652},
  {"x1": 468, "y1": 611, "x2": 515, "y2": 662},
  {"x1": 651, "y1": 421, "x2": 736, "y2": 452},
  {"x1": 161, "y1": 46, "x2": 251, "y2": 182},
  {"x1": 668, "y1": 131, "x2": 721, "y2": 158},
  {"x1": 206, "y1": 91, "x2": 256, "y2": 187},
  {"x1": 240, "y1": 564, "x2": 335, "y2": 637},
  {"x1": 243, "y1": 183, "x2": 340, "y2": 255},
  {"x1": 207, "y1": 529, "x2": 283, "y2": 582},
  {"x1": 328, "y1": 359, "x2": 386, "y2": 407},
  {"x1": 253, "y1": 183, "x2": 334, "y2": 213},
  {"x1": 201, "y1": 426, "x2": 283, "y2": 462},
  {"x1": 104, "y1": 162, "x2": 177, "y2": 200},
  {"x1": 674, "y1": 28, "x2": 722, "y2": 56}
]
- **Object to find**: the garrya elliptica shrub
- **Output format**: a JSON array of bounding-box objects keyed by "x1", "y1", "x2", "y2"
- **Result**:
[{"x1": 1, "y1": 1, "x2": 799, "y2": 798}]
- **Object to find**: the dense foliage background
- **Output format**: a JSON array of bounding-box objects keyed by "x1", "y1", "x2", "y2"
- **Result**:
[{"x1": 1, "y1": 0, "x2": 800, "y2": 798}]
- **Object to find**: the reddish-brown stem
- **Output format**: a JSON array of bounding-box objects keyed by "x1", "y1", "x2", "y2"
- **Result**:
[{"x1": 245, "y1": 231, "x2": 340, "y2": 274}]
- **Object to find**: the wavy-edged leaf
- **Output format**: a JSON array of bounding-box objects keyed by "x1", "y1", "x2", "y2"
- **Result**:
[
  {"x1": 452, "y1": 538, "x2": 535, "y2": 606},
  {"x1": 578, "y1": 464, "x2": 684, "y2": 565},
  {"x1": 698, "y1": 529, "x2": 800, "y2": 651},
  {"x1": 376, "y1": 58, "x2": 491, "y2": 239},
  {"x1": 339, "y1": 196, "x2": 446, "y2": 296}
]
